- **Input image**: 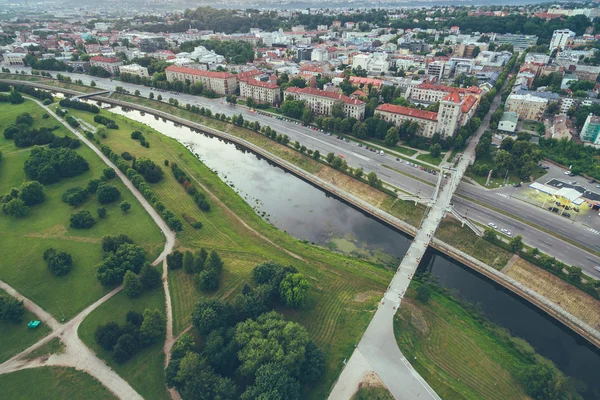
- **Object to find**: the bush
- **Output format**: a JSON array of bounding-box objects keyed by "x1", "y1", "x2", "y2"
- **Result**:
[
  {"x1": 123, "y1": 271, "x2": 142, "y2": 298},
  {"x1": 62, "y1": 186, "x2": 89, "y2": 206},
  {"x1": 94, "y1": 115, "x2": 119, "y2": 129},
  {"x1": 42, "y1": 99, "x2": 52, "y2": 106},
  {"x1": 0, "y1": 295, "x2": 25, "y2": 323},
  {"x1": 121, "y1": 152, "x2": 133, "y2": 161},
  {"x1": 140, "y1": 263, "x2": 162, "y2": 290},
  {"x1": 134, "y1": 157, "x2": 163, "y2": 183},
  {"x1": 2, "y1": 198, "x2": 28, "y2": 218},
  {"x1": 97, "y1": 207, "x2": 107, "y2": 218},
  {"x1": 69, "y1": 210, "x2": 96, "y2": 229},
  {"x1": 18, "y1": 181, "x2": 45, "y2": 206},
  {"x1": 16, "y1": 113, "x2": 33, "y2": 126},
  {"x1": 96, "y1": 183, "x2": 121, "y2": 204},
  {"x1": 94, "y1": 322, "x2": 123, "y2": 351},
  {"x1": 59, "y1": 98, "x2": 100, "y2": 113},
  {"x1": 103, "y1": 168, "x2": 116, "y2": 180},
  {"x1": 112, "y1": 333, "x2": 137, "y2": 363},
  {"x1": 167, "y1": 250, "x2": 183, "y2": 270},
  {"x1": 198, "y1": 269, "x2": 220, "y2": 292},
  {"x1": 43, "y1": 248, "x2": 73, "y2": 276},
  {"x1": 87, "y1": 178, "x2": 102, "y2": 193},
  {"x1": 24, "y1": 147, "x2": 89, "y2": 184}
]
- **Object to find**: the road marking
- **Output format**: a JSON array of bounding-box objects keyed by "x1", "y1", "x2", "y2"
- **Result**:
[
  {"x1": 496, "y1": 193, "x2": 508, "y2": 198},
  {"x1": 589, "y1": 228, "x2": 600, "y2": 235}
]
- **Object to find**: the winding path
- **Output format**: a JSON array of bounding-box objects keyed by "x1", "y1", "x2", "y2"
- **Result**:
[{"x1": 0, "y1": 98, "x2": 176, "y2": 399}]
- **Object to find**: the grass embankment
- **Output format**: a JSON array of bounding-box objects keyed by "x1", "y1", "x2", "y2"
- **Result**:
[
  {"x1": 352, "y1": 384, "x2": 394, "y2": 400},
  {"x1": 435, "y1": 219, "x2": 512, "y2": 269},
  {"x1": 71, "y1": 105, "x2": 394, "y2": 399},
  {"x1": 78, "y1": 289, "x2": 169, "y2": 400},
  {"x1": 0, "y1": 100, "x2": 163, "y2": 321},
  {"x1": 416, "y1": 152, "x2": 444, "y2": 166},
  {"x1": 507, "y1": 257, "x2": 600, "y2": 330},
  {"x1": 0, "y1": 73, "x2": 100, "y2": 94},
  {"x1": 394, "y1": 284, "x2": 531, "y2": 400},
  {"x1": 0, "y1": 367, "x2": 117, "y2": 400},
  {"x1": 0, "y1": 290, "x2": 50, "y2": 363},
  {"x1": 109, "y1": 93, "x2": 427, "y2": 227}
]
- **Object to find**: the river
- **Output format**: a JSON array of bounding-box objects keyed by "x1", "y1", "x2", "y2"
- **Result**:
[{"x1": 108, "y1": 105, "x2": 600, "y2": 399}]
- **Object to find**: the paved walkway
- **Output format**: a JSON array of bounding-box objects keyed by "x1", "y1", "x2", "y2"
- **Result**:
[{"x1": 0, "y1": 98, "x2": 177, "y2": 400}]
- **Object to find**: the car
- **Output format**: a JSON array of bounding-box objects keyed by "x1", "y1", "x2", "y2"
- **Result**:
[
  {"x1": 597, "y1": 184, "x2": 600, "y2": 188},
  {"x1": 549, "y1": 207, "x2": 559, "y2": 213},
  {"x1": 500, "y1": 228, "x2": 508, "y2": 234},
  {"x1": 488, "y1": 222, "x2": 498, "y2": 229},
  {"x1": 513, "y1": 183, "x2": 521, "y2": 188},
  {"x1": 396, "y1": 157, "x2": 400, "y2": 161},
  {"x1": 564, "y1": 171, "x2": 571, "y2": 175},
  {"x1": 358, "y1": 143, "x2": 362, "y2": 147},
  {"x1": 569, "y1": 181, "x2": 576, "y2": 185},
  {"x1": 379, "y1": 150, "x2": 384, "y2": 155},
  {"x1": 562, "y1": 213, "x2": 571, "y2": 218},
  {"x1": 555, "y1": 201, "x2": 561, "y2": 206},
  {"x1": 595, "y1": 266, "x2": 600, "y2": 273},
  {"x1": 589, "y1": 179, "x2": 596, "y2": 184}
]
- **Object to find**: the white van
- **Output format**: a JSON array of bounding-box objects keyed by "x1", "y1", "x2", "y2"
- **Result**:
[{"x1": 379, "y1": 150, "x2": 384, "y2": 155}]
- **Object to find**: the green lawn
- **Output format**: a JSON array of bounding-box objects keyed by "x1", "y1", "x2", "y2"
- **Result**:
[
  {"x1": 0, "y1": 289, "x2": 51, "y2": 363},
  {"x1": 416, "y1": 152, "x2": 444, "y2": 166},
  {"x1": 0, "y1": 100, "x2": 164, "y2": 321},
  {"x1": 78, "y1": 288, "x2": 169, "y2": 400},
  {"x1": 69, "y1": 104, "x2": 393, "y2": 400},
  {"x1": 522, "y1": 121, "x2": 543, "y2": 133},
  {"x1": 435, "y1": 219, "x2": 512, "y2": 269},
  {"x1": 466, "y1": 149, "x2": 547, "y2": 189},
  {"x1": 394, "y1": 284, "x2": 531, "y2": 400},
  {"x1": 0, "y1": 367, "x2": 117, "y2": 400}
]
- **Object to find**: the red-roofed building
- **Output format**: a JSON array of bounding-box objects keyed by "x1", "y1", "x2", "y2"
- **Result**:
[
  {"x1": 349, "y1": 76, "x2": 383, "y2": 88},
  {"x1": 165, "y1": 65, "x2": 237, "y2": 95},
  {"x1": 407, "y1": 83, "x2": 482, "y2": 104},
  {"x1": 236, "y1": 70, "x2": 262, "y2": 82},
  {"x1": 284, "y1": 87, "x2": 365, "y2": 120},
  {"x1": 375, "y1": 104, "x2": 439, "y2": 138},
  {"x1": 240, "y1": 79, "x2": 281, "y2": 105},
  {"x1": 90, "y1": 56, "x2": 123, "y2": 74}
]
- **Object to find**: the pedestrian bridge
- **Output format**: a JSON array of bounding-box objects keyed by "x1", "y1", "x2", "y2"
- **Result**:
[{"x1": 70, "y1": 90, "x2": 111, "y2": 100}]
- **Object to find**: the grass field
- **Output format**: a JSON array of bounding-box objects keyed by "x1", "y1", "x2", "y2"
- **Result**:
[
  {"x1": 67, "y1": 104, "x2": 394, "y2": 399},
  {"x1": 0, "y1": 100, "x2": 164, "y2": 320},
  {"x1": 507, "y1": 257, "x2": 600, "y2": 330},
  {"x1": 435, "y1": 219, "x2": 512, "y2": 269},
  {"x1": 394, "y1": 285, "x2": 530, "y2": 400},
  {"x1": 78, "y1": 288, "x2": 169, "y2": 400},
  {"x1": 416, "y1": 152, "x2": 444, "y2": 166},
  {"x1": 108, "y1": 93, "x2": 427, "y2": 226},
  {"x1": 0, "y1": 367, "x2": 117, "y2": 400},
  {"x1": 24, "y1": 337, "x2": 65, "y2": 360},
  {"x1": 0, "y1": 289, "x2": 51, "y2": 363}
]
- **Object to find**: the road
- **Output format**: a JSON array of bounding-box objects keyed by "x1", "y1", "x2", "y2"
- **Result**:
[{"x1": 5, "y1": 69, "x2": 600, "y2": 277}]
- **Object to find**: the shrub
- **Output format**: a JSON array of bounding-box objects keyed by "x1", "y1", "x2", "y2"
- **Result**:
[
  {"x1": 16, "y1": 113, "x2": 33, "y2": 126},
  {"x1": 121, "y1": 152, "x2": 133, "y2": 161},
  {"x1": 70, "y1": 210, "x2": 96, "y2": 229},
  {"x1": 140, "y1": 263, "x2": 162, "y2": 290},
  {"x1": 94, "y1": 322, "x2": 123, "y2": 351},
  {"x1": 96, "y1": 183, "x2": 121, "y2": 204},
  {"x1": 119, "y1": 201, "x2": 131, "y2": 213},
  {"x1": 167, "y1": 250, "x2": 183, "y2": 270},
  {"x1": 123, "y1": 271, "x2": 142, "y2": 298},
  {"x1": 18, "y1": 181, "x2": 45, "y2": 206},
  {"x1": 134, "y1": 157, "x2": 163, "y2": 183},
  {"x1": 43, "y1": 248, "x2": 73, "y2": 276},
  {"x1": 2, "y1": 198, "x2": 28, "y2": 218},
  {"x1": 101, "y1": 234, "x2": 133, "y2": 253},
  {"x1": 87, "y1": 178, "x2": 102, "y2": 193},
  {"x1": 62, "y1": 186, "x2": 89, "y2": 206},
  {"x1": 97, "y1": 207, "x2": 107, "y2": 218},
  {"x1": 0, "y1": 295, "x2": 25, "y2": 323},
  {"x1": 103, "y1": 168, "x2": 116, "y2": 179}
]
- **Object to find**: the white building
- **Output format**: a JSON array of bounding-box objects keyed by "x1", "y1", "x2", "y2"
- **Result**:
[
  {"x1": 498, "y1": 112, "x2": 518, "y2": 133},
  {"x1": 505, "y1": 94, "x2": 548, "y2": 121},
  {"x1": 352, "y1": 53, "x2": 389, "y2": 74},
  {"x1": 119, "y1": 64, "x2": 149, "y2": 78},
  {"x1": 550, "y1": 29, "x2": 576, "y2": 52},
  {"x1": 3, "y1": 52, "x2": 26, "y2": 65},
  {"x1": 311, "y1": 48, "x2": 329, "y2": 62},
  {"x1": 90, "y1": 56, "x2": 123, "y2": 75}
]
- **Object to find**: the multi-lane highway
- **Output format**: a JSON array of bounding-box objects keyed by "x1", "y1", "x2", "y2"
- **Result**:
[{"x1": 7, "y1": 68, "x2": 600, "y2": 277}]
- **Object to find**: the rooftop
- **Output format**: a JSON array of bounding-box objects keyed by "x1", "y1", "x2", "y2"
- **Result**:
[
  {"x1": 500, "y1": 111, "x2": 519, "y2": 123},
  {"x1": 285, "y1": 87, "x2": 365, "y2": 106},
  {"x1": 376, "y1": 104, "x2": 438, "y2": 121},
  {"x1": 243, "y1": 78, "x2": 279, "y2": 89},
  {"x1": 165, "y1": 65, "x2": 235, "y2": 79}
]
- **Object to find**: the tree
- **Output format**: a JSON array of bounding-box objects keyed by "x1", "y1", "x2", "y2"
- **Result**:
[
  {"x1": 18, "y1": 181, "x2": 45, "y2": 206},
  {"x1": 103, "y1": 168, "x2": 116, "y2": 179},
  {"x1": 301, "y1": 108, "x2": 313, "y2": 125},
  {"x1": 16, "y1": 112, "x2": 33, "y2": 126},
  {"x1": 43, "y1": 248, "x2": 73, "y2": 276},
  {"x1": 167, "y1": 250, "x2": 184, "y2": 270},
  {"x1": 326, "y1": 152, "x2": 335, "y2": 164},
  {"x1": 0, "y1": 295, "x2": 25, "y2": 323},
  {"x1": 123, "y1": 270, "x2": 142, "y2": 298},
  {"x1": 140, "y1": 308, "x2": 165, "y2": 345},
  {"x1": 183, "y1": 250, "x2": 195, "y2": 274},
  {"x1": 134, "y1": 157, "x2": 164, "y2": 183},
  {"x1": 384, "y1": 127, "x2": 400, "y2": 146},
  {"x1": 96, "y1": 183, "x2": 121, "y2": 204},
  {"x1": 416, "y1": 283, "x2": 432, "y2": 303},
  {"x1": 191, "y1": 298, "x2": 233, "y2": 335},
  {"x1": 483, "y1": 227, "x2": 497, "y2": 241},
  {"x1": 430, "y1": 143, "x2": 441, "y2": 158},
  {"x1": 279, "y1": 273, "x2": 310, "y2": 308},
  {"x1": 97, "y1": 207, "x2": 107, "y2": 218},
  {"x1": 300, "y1": 341, "x2": 326, "y2": 383},
  {"x1": 119, "y1": 201, "x2": 131, "y2": 213},
  {"x1": 205, "y1": 250, "x2": 224, "y2": 273},
  {"x1": 69, "y1": 210, "x2": 96, "y2": 229},
  {"x1": 148, "y1": 92, "x2": 154, "y2": 99},
  {"x1": 241, "y1": 363, "x2": 301, "y2": 400},
  {"x1": 509, "y1": 235, "x2": 524, "y2": 252},
  {"x1": 134, "y1": 90, "x2": 141, "y2": 96},
  {"x1": 2, "y1": 198, "x2": 28, "y2": 218},
  {"x1": 235, "y1": 311, "x2": 309, "y2": 378},
  {"x1": 193, "y1": 250, "x2": 206, "y2": 273},
  {"x1": 198, "y1": 269, "x2": 220, "y2": 291},
  {"x1": 62, "y1": 186, "x2": 89, "y2": 206},
  {"x1": 90, "y1": 80, "x2": 96, "y2": 87},
  {"x1": 140, "y1": 263, "x2": 162, "y2": 290},
  {"x1": 367, "y1": 172, "x2": 380, "y2": 188},
  {"x1": 101, "y1": 234, "x2": 133, "y2": 253},
  {"x1": 94, "y1": 322, "x2": 123, "y2": 351},
  {"x1": 157, "y1": 94, "x2": 162, "y2": 101},
  {"x1": 113, "y1": 333, "x2": 137, "y2": 363}
]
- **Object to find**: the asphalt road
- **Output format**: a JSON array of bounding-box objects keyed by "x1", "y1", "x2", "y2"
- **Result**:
[{"x1": 9, "y1": 68, "x2": 600, "y2": 277}]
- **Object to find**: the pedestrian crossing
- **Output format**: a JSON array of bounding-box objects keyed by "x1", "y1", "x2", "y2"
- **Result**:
[
  {"x1": 496, "y1": 193, "x2": 509, "y2": 198},
  {"x1": 590, "y1": 228, "x2": 600, "y2": 235}
]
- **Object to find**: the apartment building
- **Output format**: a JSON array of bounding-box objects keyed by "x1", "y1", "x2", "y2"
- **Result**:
[
  {"x1": 505, "y1": 93, "x2": 548, "y2": 121},
  {"x1": 550, "y1": 29, "x2": 576, "y2": 51},
  {"x1": 89, "y1": 56, "x2": 123, "y2": 75},
  {"x1": 580, "y1": 114, "x2": 600, "y2": 145},
  {"x1": 119, "y1": 64, "x2": 149, "y2": 78},
  {"x1": 375, "y1": 104, "x2": 438, "y2": 137},
  {"x1": 376, "y1": 90, "x2": 479, "y2": 139},
  {"x1": 165, "y1": 65, "x2": 237, "y2": 95},
  {"x1": 406, "y1": 83, "x2": 482, "y2": 104},
  {"x1": 239, "y1": 79, "x2": 281, "y2": 105},
  {"x1": 352, "y1": 52, "x2": 390, "y2": 73},
  {"x1": 284, "y1": 87, "x2": 365, "y2": 120},
  {"x1": 494, "y1": 34, "x2": 538, "y2": 51}
]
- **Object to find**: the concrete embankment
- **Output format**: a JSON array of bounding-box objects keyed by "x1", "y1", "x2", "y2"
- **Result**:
[{"x1": 4, "y1": 79, "x2": 599, "y2": 349}]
